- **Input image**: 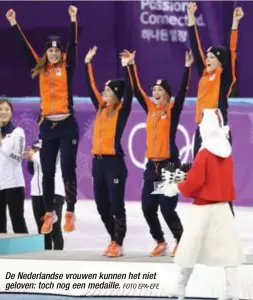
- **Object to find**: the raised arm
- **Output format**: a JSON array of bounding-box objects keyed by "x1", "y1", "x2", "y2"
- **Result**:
[
  {"x1": 0, "y1": 128, "x2": 25, "y2": 165},
  {"x1": 130, "y1": 64, "x2": 154, "y2": 113},
  {"x1": 84, "y1": 46, "x2": 103, "y2": 110},
  {"x1": 121, "y1": 66, "x2": 133, "y2": 111},
  {"x1": 6, "y1": 9, "x2": 40, "y2": 68},
  {"x1": 223, "y1": 7, "x2": 244, "y2": 96},
  {"x1": 170, "y1": 51, "x2": 192, "y2": 142},
  {"x1": 120, "y1": 50, "x2": 153, "y2": 113},
  {"x1": 172, "y1": 51, "x2": 193, "y2": 115},
  {"x1": 119, "y1": 52, "x2": 134, "y2": 111},
  {"x1": 187, "y1": 2, "x2": 205, "y2": 77},
  {"x1": 66, "y1": 5, "x2": 78, "y2": 68}
]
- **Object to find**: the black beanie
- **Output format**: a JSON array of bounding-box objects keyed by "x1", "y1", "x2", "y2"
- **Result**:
[
  {"x1": 207, "y1": 46, "x2": 227, "y2": 65},
  {"x1": 106, "y1": 79, "x2": 125, "y2": 101},
  {"x1": 152, "y1": 79, "x2": 172, "y2": 97},
  {"x1": 44, "y1": 35, "x2": 63, "y2": 51}
]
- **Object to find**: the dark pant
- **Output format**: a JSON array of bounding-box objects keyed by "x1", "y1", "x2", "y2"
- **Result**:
[
  {"x1": 0, "y1": 187, "x2": 28, "y2": 233},
  {"x1": 193, "y1": 126, "x2": 235, "y2": 216},
  {"x1": 32, "y1": 195, "x2": 64, "y2": 250},
  {"x1": 39, "y1": 115, "x2": 79, "y2": 213},
  {"x1": 92, "y1": 156, "x2": 128, "y2": 246},
  {"x1": 142, "y1": 159, "x2": 183, "y2": 244}
]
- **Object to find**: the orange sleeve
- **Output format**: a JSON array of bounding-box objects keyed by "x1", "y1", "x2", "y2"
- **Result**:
[
  {"x1": 85, "y1": 63, "x2": 104, "y2": 109},
  {"x1": 227, "y1": 30, "x2": 238, "y2": 97},
  {"x1": 15, "y1": 23, "x2": 40, "y2": 63},
  {"x1": 129, "y1": 64, "x2": 153, "y2": 112},
  {"x1": 188, "y1": 25, "x2": 206, "y2": 76}
]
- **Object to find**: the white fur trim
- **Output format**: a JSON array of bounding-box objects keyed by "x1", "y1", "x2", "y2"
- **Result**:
[{"x1": 174, "y1": 203, "x2": 245, "y2": 267}]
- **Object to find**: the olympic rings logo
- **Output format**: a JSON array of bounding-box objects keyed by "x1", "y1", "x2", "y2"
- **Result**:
[{"x1": 127, "y1": 122, "x2": 195, "y2": 169}]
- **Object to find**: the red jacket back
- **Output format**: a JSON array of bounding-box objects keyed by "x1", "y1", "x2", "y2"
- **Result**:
[{"x1": 178, "y1": 149, "x2": 235, "y2": 204}]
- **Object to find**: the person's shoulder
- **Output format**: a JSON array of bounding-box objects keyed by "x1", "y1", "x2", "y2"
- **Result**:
[{"x1": 13, "y1": 127, "x2": 25, "y2": 136}]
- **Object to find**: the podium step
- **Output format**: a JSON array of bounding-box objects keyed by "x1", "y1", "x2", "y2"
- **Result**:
[{"x1": 0, "y1": 234, "x2": 44, "y2": 255}]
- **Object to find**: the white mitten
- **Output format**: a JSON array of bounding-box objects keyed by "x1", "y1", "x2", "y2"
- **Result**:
[
  {"x1": 163, "y1": 183, "x2": 180, "y2": 197},
  {"x1": 161, "y1": 168, "x2": 176, "y2": 183}
]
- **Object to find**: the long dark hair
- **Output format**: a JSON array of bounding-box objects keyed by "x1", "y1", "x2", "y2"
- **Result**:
[{"x1": 0, "y1": 98, "x2": 13, "y2": 112}]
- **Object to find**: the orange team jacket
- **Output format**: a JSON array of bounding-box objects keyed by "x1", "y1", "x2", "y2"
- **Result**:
[
  {"x1": 189, "y1": 25, "x2": 238, "y2": 124},
  {"x1": 129, "y1": 64, "x2": 190, "y2": 160},
  {"x1": 178, "y1": 149, "x2": 236, "y2": 205},
  {"x1": 85, "y1": 63, "x2": 133, "y2": 156},
  {"x1": 12, "y1": 22, "x2": 78, "y2": 116}
]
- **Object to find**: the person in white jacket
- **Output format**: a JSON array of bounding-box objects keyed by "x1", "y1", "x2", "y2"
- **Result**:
[
  {"x1": 0, "y1": 98, "x2": 28, "y2": 233},
  {"x1": 23, "y1": 139, "x2": 65, "y2": 250}
]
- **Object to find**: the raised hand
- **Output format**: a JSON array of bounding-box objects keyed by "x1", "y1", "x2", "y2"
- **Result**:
[
  {"x1": 120, "y1": 50, "x2": 136, "y2": 66},
  {"x1": 187, "y1": 2, "x2": 197, "y2": 17},
  {"x1": 6, "y1": 9, "x2": 17, "y2": 26},
  {"x1": 187, "y1": 2, "x2": 197, "y2": 26},
  {"x1": 233, "y1": 7, "x2": 244, "y2": 22},
  {"x1": 185, "y1": 50, "x2": 194, "y2": 67},
  {"x1": 85, "y1": 46, "x2": 97, "y2": 64},
  {"x1": 232, "y1": 7, "x2": 244, "y2": 30},
  {"x1": 69, "y1": 5, "x2": 78, "y2": 17}
]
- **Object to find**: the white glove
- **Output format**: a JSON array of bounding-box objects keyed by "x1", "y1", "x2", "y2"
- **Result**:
[
  {"x1": 161, "y1": 168, "x2": 176, "y2": 183},
  {"x1": 175, "y1": 169, "x2": 187, "y2": 182},
  {"x1": 163, "y1": 183, "x2": 180, "y2": 197}
]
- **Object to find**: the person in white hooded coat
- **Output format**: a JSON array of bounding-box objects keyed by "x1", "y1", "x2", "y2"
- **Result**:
[{"x1": 162, "y1": 108, "x2": 244, "y2": 300}]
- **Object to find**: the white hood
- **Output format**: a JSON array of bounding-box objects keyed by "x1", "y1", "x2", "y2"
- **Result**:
[{"x1": 199, "y1": 109, "x2": 232, "y2": 158}]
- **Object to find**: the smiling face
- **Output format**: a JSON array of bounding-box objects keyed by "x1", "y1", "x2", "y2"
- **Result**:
[
  {"x1": 152, "y1": 85, "x2": 170, "y2": 105},
  {"x1": 102, "y1": 85, "x2": 118, "y2": 105},
  {"x1": 46, "y1": 47, "x2": 62, "y2": 64},
  {"x1": 0, "y1": 101, "x2": 13, "y2": 125},
  {"x1": 206, "y1": 52, "x2": 221, "y2": 73}
]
